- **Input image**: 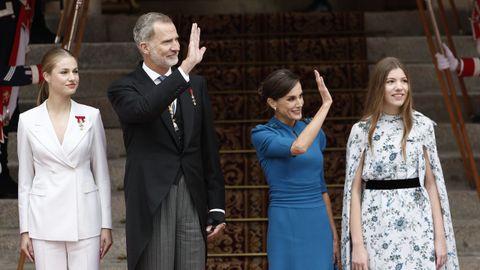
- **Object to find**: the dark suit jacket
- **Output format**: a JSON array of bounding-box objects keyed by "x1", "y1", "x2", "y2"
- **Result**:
[{"x1": 108, "y1": 64, "x2": 225, "y2": 270}]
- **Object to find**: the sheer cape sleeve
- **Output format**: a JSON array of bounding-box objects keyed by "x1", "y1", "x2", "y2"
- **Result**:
[
  {"x1": 341, "y1": 121, "x2": 369, "y2": 270},
  {"x1": 415, "y1": 112, "x2": 459, "y2": 269}
]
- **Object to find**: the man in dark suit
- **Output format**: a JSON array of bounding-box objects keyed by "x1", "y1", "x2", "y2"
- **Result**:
[{"x1": 108, "y1": 12, "x2": 226, "y2": 270}]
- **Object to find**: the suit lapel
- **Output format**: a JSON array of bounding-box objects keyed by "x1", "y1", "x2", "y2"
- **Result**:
[
  {"x1": 160, "y1": 109, "x2": 181, "y2": 147},
  {"x1": 62, "y1": 100, "x2": 93, "y2": 158},
  {"x1": 137, "y1": 67, "x2": 180, "y2": 147},
  {"x1": 180, "y1": 87, "x2": 194, "y2": 149},
  {"x1": 30, "y1": 102, "x2": 74, "y2": 168},
  {"x1": 135, "y1": 64, "x2": 187, "y2": 149}
]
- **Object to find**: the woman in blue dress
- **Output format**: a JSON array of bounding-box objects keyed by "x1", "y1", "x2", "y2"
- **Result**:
[{"x1": 251, "y1": 69, "x2": 339, "y2": 270}]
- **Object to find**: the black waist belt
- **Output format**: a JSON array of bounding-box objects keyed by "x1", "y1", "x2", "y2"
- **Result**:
[{"x1": 364, "y1": 177, "x2": 420, "y2": 190}]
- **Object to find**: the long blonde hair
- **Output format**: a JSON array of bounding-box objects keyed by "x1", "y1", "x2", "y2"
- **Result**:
[
  {"x1": 37, "y1": 48, "x2": 76, "y2": 105},
  {"x1": 361, "y1": 57, "x2": 413, "y2": 157}
]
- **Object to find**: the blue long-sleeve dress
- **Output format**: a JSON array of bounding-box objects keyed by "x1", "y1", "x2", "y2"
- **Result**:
[{"x1": 251, "y1": 117, "x2": 333, "y2": 270}]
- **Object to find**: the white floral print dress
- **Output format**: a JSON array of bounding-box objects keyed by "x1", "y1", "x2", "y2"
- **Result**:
[{"x1": 341, "y1": 111, "x2": 459, "y2": 270}]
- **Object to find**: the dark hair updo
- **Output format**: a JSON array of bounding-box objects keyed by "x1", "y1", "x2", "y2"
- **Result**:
[{"x1": 258, "y1": 69, "x2": 300, "y2": 103}]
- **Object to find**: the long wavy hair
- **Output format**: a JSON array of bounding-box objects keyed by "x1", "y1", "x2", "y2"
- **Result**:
[
  {"x1": 361, "y1": 57, "x2": 413, "y2": 157},
  {"x1": 37, "y1": 48, "x2": 76, "y2": 105}
]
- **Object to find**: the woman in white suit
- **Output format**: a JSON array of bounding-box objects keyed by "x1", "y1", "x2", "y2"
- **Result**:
[{"x1": 17, "y1": 47, "x2": 112, "y2": 270}]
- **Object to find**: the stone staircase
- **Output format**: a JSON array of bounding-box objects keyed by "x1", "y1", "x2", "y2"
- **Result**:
[{"x1": 0, "y1": 9, "x2": 479, "y2": 270}]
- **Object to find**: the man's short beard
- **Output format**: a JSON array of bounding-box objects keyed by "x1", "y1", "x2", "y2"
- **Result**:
[{"x1": 152, "y1": 56, "x2": 178, "y2": 69}]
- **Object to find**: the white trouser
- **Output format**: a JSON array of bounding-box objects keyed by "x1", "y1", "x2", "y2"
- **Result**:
[{"x1": 31, "y1": 236, "x2": 100, "y2": 270}]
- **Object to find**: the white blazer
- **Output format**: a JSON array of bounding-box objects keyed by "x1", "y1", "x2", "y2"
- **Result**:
[{"x1": 17, "y1": 100, "x2": 112, "y2": 241}]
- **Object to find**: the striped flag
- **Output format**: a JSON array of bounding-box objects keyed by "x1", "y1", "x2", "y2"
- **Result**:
[{"x1": 0, "y1": 0, "x2": 36, "y2": 143}]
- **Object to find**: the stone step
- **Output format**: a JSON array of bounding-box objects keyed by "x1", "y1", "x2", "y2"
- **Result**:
[
  {"x1": 368, "y1": 36, "x2": 479, "y2": 63},
  {"x1": 454, "y1": 219, "x2": 480, "y2": 254},
  {"x1": 365, "y1": 11, "x2": 421, "y2": 36},
  {"x1": 365, "y1": 10, "x2": 471, "y2": 37},
  {"x1": 449, "y1": 190, "x2": 480, "y2": 220},
  {"x1": 435, "y1": 152, "x2": 480, "y2": 190},
  {"x1": 43, "y1": 11, "x2": 365, "y2": 43},
  {"x1": 37, "y1": 10, "x2": 471, "y2": 44},
  {"x1": 457, "y1": 254, "x2": 480, "y2": 270},
  {"x1": 414, "y1": 93, "x2": 480, "y2": 124},
  {"x1": 436, "y1": 124, "x2": 480, "y2": 154},
  {"x1": 26, "y1": 43, "x2": 140, "y2": 70}
]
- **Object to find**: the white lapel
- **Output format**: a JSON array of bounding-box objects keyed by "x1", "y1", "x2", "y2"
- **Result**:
[
  {"x1": 61, "y1": 100, "x2": 93, "y2": 158},
  {"x1": 29, "y1": 102, "x2": 74, "y2": 168}
]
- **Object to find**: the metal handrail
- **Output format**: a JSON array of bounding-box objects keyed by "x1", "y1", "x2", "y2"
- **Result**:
[{"x1": 417, "y1": 0, "x2": 480, "y2": 198}]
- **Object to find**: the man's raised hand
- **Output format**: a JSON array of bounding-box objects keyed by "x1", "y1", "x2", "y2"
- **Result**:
[{"x1": 180, "y1": 23, "x2": 207, "y2": 74}]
